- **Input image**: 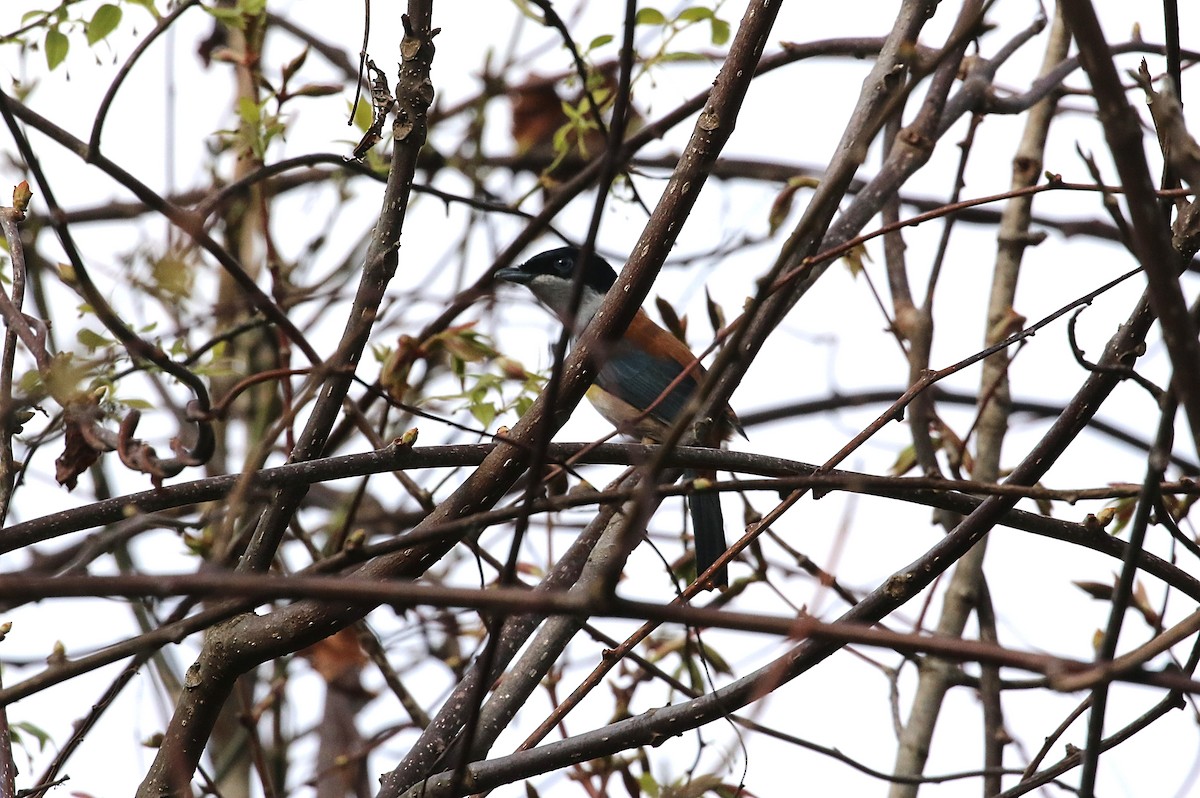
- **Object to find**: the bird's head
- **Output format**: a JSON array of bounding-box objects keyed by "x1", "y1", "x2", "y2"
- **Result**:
[{"x1": 495, "y1": 246, "x2": 619, "y2": 329}]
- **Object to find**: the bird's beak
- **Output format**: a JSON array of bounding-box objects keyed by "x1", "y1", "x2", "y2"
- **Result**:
[{"x1": 494, "y1": 267, "x2": 531, "y2": 284}]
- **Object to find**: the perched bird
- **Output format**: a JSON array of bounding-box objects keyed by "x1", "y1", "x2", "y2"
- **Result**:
[{"x1": 496, "y1": 245, "x2": 742, "y2": 588}]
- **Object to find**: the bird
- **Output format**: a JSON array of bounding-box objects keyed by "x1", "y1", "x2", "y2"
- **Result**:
[{"x1": 495, "y1": 245, "x2": 742, "y2": 588}]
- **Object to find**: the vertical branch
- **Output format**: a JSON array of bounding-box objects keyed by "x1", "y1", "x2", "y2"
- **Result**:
[
  {"x1": 878, "y1": 111, "x2": 941, "y2": 474},
  {"x1": 888, "y1": 0, "x2": 988, "y2": 492},
  {"x1": 1078, "y1": 395, "x2": 1177, "y2": 793},
  {"x1": 693, "y1": 0, "x2": 945, "y2": 459},
  {"x1": 889, "y1": 4, "x2": 985, "y2": 489},
  {"x1": 237, "y1": 7, "x2": 438, "y2": 573},
  {"x1": 209, "y1": 3, "x2": 273, "y2": 482},
  {"x1": 889, "y1": 8, "x2": 1071, "y2": 795},
  {"x1": 0, "y1": 658, "x2": 15, "y2": 798},
  {"x1": 135, "y1": 4, "x2": 439, "y2": 795},
  {"x1": 0, "y1": 182, "x2": 33, "y2": 524},
  {"x1": 1061, "y1": 0, "x2": 1200, "y2": 455},
  {"x1": 206, "y1": 12, "x2": 281, "y2": 797}
]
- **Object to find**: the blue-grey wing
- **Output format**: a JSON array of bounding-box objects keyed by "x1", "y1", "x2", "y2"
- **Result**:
[{"x1": 595, "y1": 342, "x2": 698, "y2": 426}]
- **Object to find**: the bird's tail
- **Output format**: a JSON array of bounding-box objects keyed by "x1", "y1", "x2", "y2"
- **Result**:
[{"x1": 686, "y1": 469, "x2": 728, "y2": 589}]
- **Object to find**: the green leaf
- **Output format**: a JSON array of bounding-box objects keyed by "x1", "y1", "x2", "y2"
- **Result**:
[
  {"x1": 42, "y1": 352, "x2": 89, "y2": 403},
  {"x1": 710, "y1": 18, "x2": 730, "y2": 45},
  {"x1": 86, "y1": 4, "x2": 122, "y2": 45},
  {"x1": 469, "y1": 402, "x2": 496, "y2": 428},
  {"x1": 635, "y1": 7, "x2": 666, "y2": 25},
  {"x1": 559, "y1": 100, "x2": 585, "y2": 124},
  {"x1": 890, "y1": 444, "x2": 918, "y2": 476},
  {"x1": 150, "y1": 252, "x2": 193, "y2": 300},
  {"x1": 677, "y1": 7, "x2": 714, "y2": 22},
  {"x1": 44, "y1": 28, "x2": 68, "y2": 70},
  {"x1": 657, "y1": 51, "x2": 709, "y2": 62},
  {"x1": 11, "y1": 721, "x2": 52, "y2": 753},
  {"x1": 551, "y1": 121, "x2": 572, "y2": 153},
  {"x1": 636, "y1": 770, "x2": 661, "y2": 798},
  {"x1": 77, "y1": 328, "x2": 113, "y2": 350},
  {"x1": 237, "y1": 96, "x2": 262, "y2": 125},
  {"x1": 586, "y1": 34, "x2": 613, "y2": 51},
  {"x1": 350, "y1": 95, "x2": 375, "y2": 132},
  {"x1": 17, "y1": 369, "x2": 42, "y2": 396}
]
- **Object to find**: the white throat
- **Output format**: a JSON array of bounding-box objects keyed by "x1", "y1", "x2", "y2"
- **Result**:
[{"x1": 528, "y1": 275, "x2": 609, "y2": 336}]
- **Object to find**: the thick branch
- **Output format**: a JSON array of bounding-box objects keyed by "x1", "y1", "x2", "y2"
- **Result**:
[{"x1": 1062, "y1": 0, "x2": 1200, "y2": 457}]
